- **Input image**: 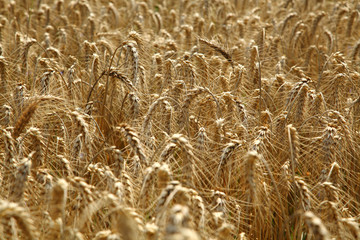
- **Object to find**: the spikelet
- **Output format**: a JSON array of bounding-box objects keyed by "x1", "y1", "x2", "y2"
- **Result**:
[
  {"x1": 164, "y1": 205, "x2": 200, "y2": 240},
  {"x1": 217, "y1": 222, "x2": 234, "y2": 240},
  {"x1": 9, "y1": 152, "x2": 33, "y2": 202},
  {"x1": 180, "y1": 87, "x2": 207, "y2": 132},
  {"x1": 287, "y1": 124, "x2": 299, "y2": 174},
  {"x1": 2, "y1": 128, "x2": 16, "y2": 170},
  {"x1": 181, "y1": 60, "x2": 196, "y2": 88},
  {"x1": 199, "y1": 38, "x2": 233, "y2": 67},
  {"x1": 0, "y1": 200, "x2": 37, "y2": 240},
  {"x1": 245, "y1": 151, "x2": 259, "y2": 205},
  {"x1": 309, "y1": 92, "x2": 325, "y2": 124},
  {"x1": 107, "y1": 148, "x2": 122, "y2": 174},
  {"x1": 140, "y1": 162, "x2": 160, "y2": 207},
  {"x1": 49, "y1": 179, "x2": 68, "y2": 222},
  {"x1": 72, "y1": 133, "x2": 83, "y2": 175},
  {"x1": 321, "y1": 124, "x2": 338, "y2": 164},
  {"x1": 91, "y1": 53, "x2": 100, "y2": 82},
  {"x1": 188, "y1": 189, "x2": 205, "y2": 231},
  {"x1": 107, "y1": 3, "x2": 119, "y2": 28},
  {"x1": 293, "y1": 30, "x2": 305, "y2": 50},
  {"x1": 304, "y1": 45, "x2": 317, "y2": 70},
  {"x1": 156, "y1": 181, "x2": 181, "y2": 216},
  {"x1": 13, "y1": 99, "x2": 42, "y2": 139},
  {"x1": 295, "y1": 177, "x2": 311, "y2": 211},
  {"x1": 310, "y1": 11, "x2": 326, "y2": 40},
  {"x1": 294, "y1": 83, "x2": 308, "y2": 125},
  {"x1": 281, "y1": 12, "x2": 298, "y2": 35},
  {"x1": 96, "y1": 39, "x2": 113, "y2": 56},
  {"x1": 27, "y1": 127, "x2": 43, "y2": 173},
  {"x1": 124, "y1": 41, "x2": 139, "y2": 86},
  {"x1": 159, "y1": 142, "x2": 176, "y2": 163},
  {"x1": 14, "y1": 83, "x2": 26, "y2": 117},
  {"x1": 352, "y1": 40, "x2": 360, "y2": 64},
  {"x1": 145, "y1": 220, "x2": 158, "y2": 240},
  {"x1": 1, "y1": 104, "x2": 12, "y2": 127},
  {"x1": 84, "y1": 101, "x2": 94, "y2": 116},
  {"x1": 230, "y1": 64, "x2": 245, "y2": 94},
  {"x1": 169, "y1": 134, "x2": 195, "y2": 184},
  {"x1": 39, "y1": 70, "x2": 54, "y2": 94},
  {"x1": 193, "y1": 53, "x2": 209, "y2": 86},
  {"x1": 279, "y1": 161, "x2": 291, "y2": 197},
  {"x1": 161, "y1": 100, "x2": 172, "y2": 135},
  {"x1": 195, "y1": 127, "x2": 208, "y2": 151},
  {"x1": 142, "y1": 96, "x2": 168, "y2": 134},
  {"x1": 106, "y1": 68, "x2": 136, "y2": 91},
  {"x1": 21, "y1": 38, "x2": 36, "y2": 74},
  {"x1": 57, "y1": 155, "x2": 73, "y2": 177},
  {"x1": 157, "y1": 163, "x2": 172, "y2": 191},
  {"x1": 110, "y1": 206, "x2": 143, "y2": 240},
  {"x1": 128, "y1": 92, "x2": 140, "y2": 120},
  {"x1": 326, "y1": 161, "x2": 341, "y2": 185},
  {"x1": 324, "y1": 29, "x2": 333, "y2": 54},
  {"x1": 210, "y1": 190, "x2": 227, "y2": 228},
  {"x1": 320, "y1": 182, "x2": 339, "y2": 202},
  {"x1": 35, "y1": 169, "x2": 53, "y2": 203},
  {"x1": 120, "y1": 170, "x2": 134, "y2": 206},
  {"x1": 303, "y1": 211, "x2": 330, "y2": 240},
  {"x1": 181, "y1": 25, "x2": 193, "y2": 49},
  {"x1": 346, "y1": 10, "x2": 358, "y2": 38},
  {"x1": 247, "y1": 45, "x2": 258, "y2": 87},
  {"x1": 118, "y1": 123, "x2": 147, "y2": 166},
  {"x1": 340, "y1": 218, "x2": 360, "y2": 240},
  {"x1": 163, "y1": 58, "x2": 174, "y2": 88},
  {"x1": 216, "y1": 140, "x2": 241, "y2": 181},
  {"x1": 0, "y1": 56, "x2": 7, "y2": 92},
  {"x1": 93, "y1": 230, "x2": 112, "y2": 240}
]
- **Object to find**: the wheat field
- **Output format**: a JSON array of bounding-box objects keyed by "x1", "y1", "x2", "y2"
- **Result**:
[{"x1": 0, "y1": 0, "x2": 359, "y2": 239}]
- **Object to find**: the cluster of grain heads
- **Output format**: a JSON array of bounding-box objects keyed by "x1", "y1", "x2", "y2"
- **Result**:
[{"x1": 0, "y1": 0, "x2": 359, "y2": 239}]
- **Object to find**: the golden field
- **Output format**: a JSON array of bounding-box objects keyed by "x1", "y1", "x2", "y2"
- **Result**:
[{"x1": 0, "y1": 0, "x2": 359, "y2": 239}]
